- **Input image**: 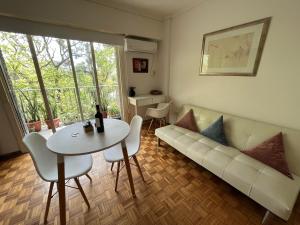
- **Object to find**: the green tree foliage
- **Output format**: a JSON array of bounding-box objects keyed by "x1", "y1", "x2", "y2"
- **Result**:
[{"x1": 0, "y1": 31, "x2": 121, "y2": 126}]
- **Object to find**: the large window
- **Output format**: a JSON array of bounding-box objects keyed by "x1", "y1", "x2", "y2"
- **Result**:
[
  {"x1": 0, "y1": 31, "x2": 121, "y2": 134},
  {"x1": 70, "y1": 40, "x2": 97, "y2": 119},
  {"x1": 32, "y1": 36, "x2": 80, "y2": 123},
  {"x1": 93, "y1": 42, "x2": 120, "y2": 118}
]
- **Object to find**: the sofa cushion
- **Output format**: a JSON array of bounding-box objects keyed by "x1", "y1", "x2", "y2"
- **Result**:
[
  {"x1": 200, "y1": 145, "x2": 239, "y2": 177},
  {"x1": 202, "y1": 149, "x2": 233, "y2": 178},
  {"x1": 223, "y1": 154, "x2": 266, "y2": 195},
  {"x1": 250, "y1": 167, "x2": 300, "y2": 220},
  {"x1": 156, "y1": 125, "x2": 218, "y2": 162},
  {"x1": 175, "y1": 109, "x2": 199, "y2": 132},
  {"x1": 242, "y1": 132, "x2": 292, "y2": 179},
  {"x1": 156, "y1": 102, "x2": 300, "y2": 221},
  {"x1": 186, "y1": 141, "x2": 211, "y2": 165},
  {"x1": 201, "y1": 115, "x2": 228, "y2": 146}
]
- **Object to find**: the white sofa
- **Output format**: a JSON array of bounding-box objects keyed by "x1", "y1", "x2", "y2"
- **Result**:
[{"x1": 155, "y1": 104, "x2": 300, "y2": 222}]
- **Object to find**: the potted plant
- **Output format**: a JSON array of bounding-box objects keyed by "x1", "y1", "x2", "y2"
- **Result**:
[
  {"x1": 108, "y1": 103, "x2": 120, "y2": 119},
  {"x1": 44, "y1": 103, "x2": 60, "y2": 129},
  {"x1": 101, "y1": 103, "x2": 108, "y2": 118},
  {"x1": 19, "y1": 91, "x2": 42, "y2": 132},
  {"x1": 100, "y1": 92, "x2": 109, "y2": 118}
]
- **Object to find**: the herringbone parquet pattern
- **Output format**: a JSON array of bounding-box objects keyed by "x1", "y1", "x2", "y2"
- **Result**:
[{"x1": 1, "y1": 127, "x2": 300, "y2": 225}]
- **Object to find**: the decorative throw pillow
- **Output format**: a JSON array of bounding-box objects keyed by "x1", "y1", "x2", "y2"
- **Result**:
[
  {"x1": 242, "y1": 132, "x2": 293, "y2": 179},
  {"x1": 175, "y1": 109, "x2": 199, "y2": 132},
  {"x1": 201, "y1": 116, "x2": 228, "y2": 146}
]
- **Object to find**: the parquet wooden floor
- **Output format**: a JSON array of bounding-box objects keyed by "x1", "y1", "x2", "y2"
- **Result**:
[{"x1": 1, "y1": 127, "x2": 300, "y2": 225}]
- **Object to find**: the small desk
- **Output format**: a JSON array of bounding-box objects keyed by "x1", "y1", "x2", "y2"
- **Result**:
[
  {"x1": 47, "y1": 119, "x2": 135, "y2": 225},
  {"x1": 128, "y1": 94, "x2": 166, "y2": 115}
]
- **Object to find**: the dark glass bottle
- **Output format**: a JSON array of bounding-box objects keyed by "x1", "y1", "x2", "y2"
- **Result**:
[
  {"x1": 128, "y1": 87, "x2": 136, "y2": 97},
  {"x1": 95, "y1": 104, "x2": 104, "y2": 133}
]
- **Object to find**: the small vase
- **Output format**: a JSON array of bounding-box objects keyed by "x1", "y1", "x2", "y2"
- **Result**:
[
  {"x1": 128, "y1": 87, "x2": 136, "y2": 97},
  {"x1": 101, "y1": 111, "x2": 108, "y2": 118},
  {"x1": 27, "y1": 121, "x2": 42, "y2": 132},
  {"x1": 45, "y1": 118, "x2": 60, "y2": 129}
]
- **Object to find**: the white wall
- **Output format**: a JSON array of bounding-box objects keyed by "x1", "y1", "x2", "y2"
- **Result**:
[
  {"x1": 126, "y1": 52, "x2": 161, "y2": 95},
  {"x1": 0, "y1": 0, "x2": 163, "y2": 40},
  {"x1": 125, "y1": 50, "x2": 163, "y2": 119},
  {"x1": 166, "y1": 0, "x2": 300, "y2": 129},
  {"x1": 158, "y1": 19, "x2": 172, "y2": 96}
]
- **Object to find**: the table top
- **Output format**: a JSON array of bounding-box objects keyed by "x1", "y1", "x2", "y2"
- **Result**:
[
  {"x1": 128, "y1": 94, "x2": 165, "y2": 100},
  {"x1": 47, "y1": 119, "x2": 130, "y2": 156}
]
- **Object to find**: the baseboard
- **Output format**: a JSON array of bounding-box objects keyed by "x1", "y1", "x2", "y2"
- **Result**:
[{"x1": 0, "y1": 151, "x2": 23, "y2": 161}]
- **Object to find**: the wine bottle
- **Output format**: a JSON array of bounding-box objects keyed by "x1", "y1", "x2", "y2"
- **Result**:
[{"x1": 95, "y1": 105, "x2": 104, "y2": 133}]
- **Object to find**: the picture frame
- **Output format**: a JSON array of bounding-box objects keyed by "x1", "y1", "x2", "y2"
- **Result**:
[
  {"x1": 132, "y1": 58, "x2": 149, "y2": 73},
  {"x1": 199, "y1": 17, "x2": 271, "y2": 76}
]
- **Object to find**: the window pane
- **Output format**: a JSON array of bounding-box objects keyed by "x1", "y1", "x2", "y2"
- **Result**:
[
  {"x1": 0, "y1": 32, "x2": 45, "y2": 132},
  {"x1": 32, "y1": 36, "x2": 80, "y2": 125},
  {"x1": 93, "y1": 43, "x2": 120, "y2": 118},
  {"x1": 70, "y1": 40, "x2": 97, "y2": 119}
]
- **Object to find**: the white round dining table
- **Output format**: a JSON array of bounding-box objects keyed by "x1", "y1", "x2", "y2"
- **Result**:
[{"x1": 47, "y1": 119, "x2": 136, "y2": 225}]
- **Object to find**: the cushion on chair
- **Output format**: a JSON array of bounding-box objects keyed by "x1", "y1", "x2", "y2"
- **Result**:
[
  {"x1": 175, "y1": 109, "x2": 199, "y2": 132},
  {"x1": 242, "y1": 132, "x2": 292, "y2": 179},
  {"x1": 201, "y1": 116, "x2": 228, "y2": 146}
]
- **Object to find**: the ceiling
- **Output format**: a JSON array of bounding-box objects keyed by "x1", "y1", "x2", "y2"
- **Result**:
[{"x1": 86, "y1": 0, "x2": 203, "y2": 21}]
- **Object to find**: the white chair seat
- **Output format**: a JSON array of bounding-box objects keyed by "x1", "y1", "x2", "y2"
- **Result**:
[
  {"x1": 23, "y1": 132, "x2": 93, "y2": 223},
  {"x1": 42, "y1": 154, "x2": 93, "y2": 182},
  {"x1": 23, "y1": 132, "x2": 93, "y2": 182},
  {"x1": 103, "y1": 115, "x2": 145, "y2": 191},
  {"x1": 146, "y1": 102, "x2": 171, "y2": 119},
  {"x1": 104, "y1": 144, "x2": 137, "y2": 162},
  {"x1": 146, "y1": 102, "x2": 171, "y2": 132}
]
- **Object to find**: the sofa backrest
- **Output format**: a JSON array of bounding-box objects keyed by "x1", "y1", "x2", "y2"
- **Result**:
[{"x1": 179, "y1": 104, "x2": 300, "y2": 176}]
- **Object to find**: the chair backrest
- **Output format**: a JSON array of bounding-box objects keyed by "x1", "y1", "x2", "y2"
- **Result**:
[
  {"x1": 156, "y1": 101, "x2": 172, "y2": 117},
  {"x1": 23, "y1": 133, "x2": 56, "y2": 181},
  {"x1": 126, "y1": 115, "x2": 143, "y2": 156}
]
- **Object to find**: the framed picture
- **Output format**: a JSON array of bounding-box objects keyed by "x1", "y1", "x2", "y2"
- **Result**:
[
  {"x1": 132, "y1": 58, "x2": 149, "y2": 73},
  {"x1": 199, "y1": 17, "x2": 271, "y2": 76}
]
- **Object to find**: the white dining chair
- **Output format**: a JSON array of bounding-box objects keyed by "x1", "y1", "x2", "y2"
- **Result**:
[
  {"x1": 103, "y1": 115, "x2": 144, "y2": 191},
  {"x1": 145, "y1": 101, "x2": 171, "y2": 133},
  {"x1": 23, "y1": 132, "x2": 93, "y2": 224}
]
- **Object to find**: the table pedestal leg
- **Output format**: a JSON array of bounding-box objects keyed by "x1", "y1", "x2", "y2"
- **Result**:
[
  {"x1": 57, "y1": 154, "x2": 66, "y2": 225},
  {"x1": 121, "y1": 140, "x2": 136, "y2": 197}
]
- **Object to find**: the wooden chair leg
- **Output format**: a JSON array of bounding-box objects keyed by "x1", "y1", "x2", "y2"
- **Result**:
[
  {"x1": 86, "y1": 174, "x2": 92, "y2": 182},
  {"x1": 110, "y1": 162, "x2": 114, "y2": 171},
  {"x1": 133, "y1": 155, "x2": 145, "y2": 182},
  {"x1": 44, "y1": 182, "x2": 54, "y2": 224},
  {"x1": 147, "y1": 119, "x2": 154, "y2": 133},
  {"x1": 115, "y1": 161, "x2": 121, "y2": 192},
  {"x1": 74, "y1": 178, "x2": 90, "y2": 208}
]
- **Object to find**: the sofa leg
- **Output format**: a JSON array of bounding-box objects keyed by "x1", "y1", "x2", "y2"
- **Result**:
[
  {"x1": 262, "y1": 211, "x2": 271, "y2": 224},
  {"x1": 157, "y1": 137, "x2": 161, "y2": 151}
]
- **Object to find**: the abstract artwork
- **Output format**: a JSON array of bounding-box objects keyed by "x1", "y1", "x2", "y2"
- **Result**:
[
  {"x1": 132, "y1": 58, "x2": 148, "y2": 73},
  {"x1": 199, "y1": 17, "x2": 271, "y2": 76}
]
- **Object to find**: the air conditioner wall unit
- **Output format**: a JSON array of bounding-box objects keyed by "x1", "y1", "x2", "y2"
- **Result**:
[{"x1": 124, "y1": 38, "x2": 157, "y2": 53}]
